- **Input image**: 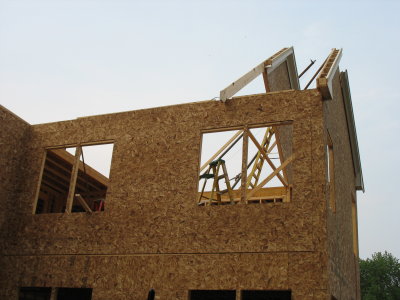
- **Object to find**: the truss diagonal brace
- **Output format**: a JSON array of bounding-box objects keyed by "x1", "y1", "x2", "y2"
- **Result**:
[
  {"x1": 245, "y1": 128, "x2": 288, "y2": 186},
  {"x1": 246, "y1": 154, "x2": 295, "y2": 200},
  {"x1": 199, "y1": 129, "x2": 244, "y2": 172}
]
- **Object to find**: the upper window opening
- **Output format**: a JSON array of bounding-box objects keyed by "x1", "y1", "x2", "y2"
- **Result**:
[
  {"x1": 72, "y1": 144, "x2": 113, "y2": 213},
  {"x1": 35, "y1": 147, "x2": 76, "y2": 214},
  {"x1": 35, "y1": 142, "x2": 114, "y2": 214},
  {"x1": 198, "y1": 124, "x2": 294, "y2": 206}
]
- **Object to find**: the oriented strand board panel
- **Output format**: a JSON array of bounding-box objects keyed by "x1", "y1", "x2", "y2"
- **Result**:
[
  {"x1": 268, "y1": 61, "x2": 292, "y2": 91},
  {"x1": 323, "y1": 69, "x2": 360, "y2": 300},
  {"x1": 2, "y1": 91, "x2": 323, "y2": 255},
  {"x1": 0, "y1": 83, "x2": 357, "y2": 299},
  {"x1": 1, "y1": 253, "x2": 290, "y2": 300},
  {"x1": 0, "y1": 106, "x2": 31, "y2": 229}
]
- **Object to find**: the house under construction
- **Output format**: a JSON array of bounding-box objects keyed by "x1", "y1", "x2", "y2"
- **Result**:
[{"x1": 0, "y1": 47, "x2": 364, "y2": 300}]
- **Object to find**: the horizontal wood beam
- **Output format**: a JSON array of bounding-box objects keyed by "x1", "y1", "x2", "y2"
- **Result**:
[
  {"x1": 219, "y1": 47, "x2": 298, "y2": 101},
  {"x1": 199, "y1": 186, "x2": 288, "y2": 204},
  {"x1": 246, "y1": 154, "x2": 295, "y2": 200}
]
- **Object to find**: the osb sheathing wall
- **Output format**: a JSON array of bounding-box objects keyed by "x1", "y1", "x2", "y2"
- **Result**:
[
  {"x1": 0, "y1": 92, "x2": 336, "y2": 298},
  {"x1": 323, "y1": 70, "x2": 360, "y2": 300},
  {"x1": 0, "y1": 90, "x2": 329, "y2": 299},
  {"x1": 0, "y1": 106, "x2": 31, "y2": 230}
]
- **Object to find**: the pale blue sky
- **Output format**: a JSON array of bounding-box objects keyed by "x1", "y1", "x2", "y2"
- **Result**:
[{"x1": 1, "y1": 0, "x2": 399, "y2": 259}]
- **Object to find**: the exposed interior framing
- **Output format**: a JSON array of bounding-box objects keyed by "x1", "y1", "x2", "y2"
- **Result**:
[
  {"x1": 34, "y1": 141, "x2": 114, "y2": 214},
  {"x1": 198, "y1": 123, "x2": 294, "y2": 206}
]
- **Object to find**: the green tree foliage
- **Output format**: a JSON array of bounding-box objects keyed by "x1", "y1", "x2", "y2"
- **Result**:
[{"x1": 360, "y1": 251, "x2": 400, "y2": 300}]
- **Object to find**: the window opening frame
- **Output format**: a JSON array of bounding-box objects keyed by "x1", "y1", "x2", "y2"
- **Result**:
[
  {"x1": 33, "y1": 140, "x2": 114, "y2": 215},
  {"x1": 189, "y1": 290, "x2": 236, "y2": 300},
  {"x1": 198, "y1": 122, "x2": 294, "y2": 206}
]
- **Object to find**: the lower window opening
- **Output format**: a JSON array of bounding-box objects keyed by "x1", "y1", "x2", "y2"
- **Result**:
[
  {"x1": 241, "y1": 290, "x2": 291, "y2": 300},
  {"x1": 189, "y1": 290, "x2": 236, "y2": 300},
  {"x1": 57, "y1": 288, "x2": 92, "y2": 300},
  {"x1": 19, "y1": 287, "x2": 52, "y2": 300},
  {"x1": 19, "y1": 287, "x2": 92, "y2": 300}
]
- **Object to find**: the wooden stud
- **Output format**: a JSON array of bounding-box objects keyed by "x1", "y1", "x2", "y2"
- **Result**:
[
  {"x1": 240, "y1": 128, "x2": 248, "y2": 203},
  {"x1": 246, "y1": 127, "x2": 274, "y2": 189},
  {"x1": 52, "y1": 148, "x2": 109, "y2": 184},
  {"x1": 65, "y1": 146, "x2": 82, "y2": 213},
  {"x1": 32, "y1": 149, "x2": 48, "y2": 214},
  {"x1": 274, "y1": 127, "x2": 288, "y2": 181},
  {"x1": 262, "y1": 67, "x2": 271, "y2": 93}
]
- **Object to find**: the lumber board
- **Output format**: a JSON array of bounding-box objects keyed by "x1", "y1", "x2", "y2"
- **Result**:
[
  {"x1": 246, "y1": 154, "x2": 294, "y2": 200},
  {"x1": 75, "y1": 194, "x2": 93, "y2": 213},
  {"x1": 219, "y1": 47, "x2": 297, "y2": 101},
  {"x1": 65, "y1": 146, "x2": 81, "y2": 213},
  {"x1": 317, "y1": 48, "x2": 343, "y2": 100},
  {"x1": 246, "y1": 128, "x2": 288, "y2": 186}
]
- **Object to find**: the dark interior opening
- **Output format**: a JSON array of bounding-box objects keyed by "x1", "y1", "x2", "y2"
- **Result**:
[
  {"x1": 57, "y1": 288, "x2": 92, "y2": 300},
  {"x1": 241, "y1": 290, "x2": 291, "y2": 300},
  {"x1": 19, "y1": 287, "x2": 52, "y2": 300},
  {"x1": 190, "y1": 290, "x2": 236, "y2": 300}
]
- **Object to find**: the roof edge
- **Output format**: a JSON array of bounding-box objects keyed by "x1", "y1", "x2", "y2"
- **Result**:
[
  {"x1": 340, "y1": 70, "x2": 364, "y2": 192},
  {"x1": 0, "y1": 104, "x2": 31, "y2": 125},
  {"x1": 317, "y1": 48, "x2": 343, "y2": 100}
]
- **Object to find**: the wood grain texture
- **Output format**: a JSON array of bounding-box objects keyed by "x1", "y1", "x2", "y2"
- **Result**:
[
  {"x1": 0, "y1": 57, "x2": 360, "y2": 299},
  {"x1": 323, "y1": 68, "x2": 361, "y2": 300}
]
